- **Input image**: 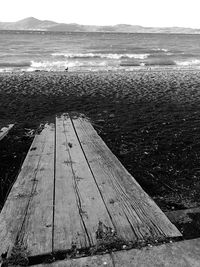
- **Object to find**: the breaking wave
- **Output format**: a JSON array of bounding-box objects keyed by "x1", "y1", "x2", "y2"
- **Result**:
[
  {"x1": 176, "y1": 59, "x2": 200, "y2": 66},
  {"x1": 152, "y1": 48, "x2": 169, "y2": 52},
  {"x1": 25, "y1": 60, "x2": 107, "y2": 71},
  {"x1": 52, "y1": 52, "x2": 150, "y2": 60},
  {"x1": 30, "y1": 60, "x2": 72, "y2": 69},
  {"x1": 2, "y1": 58, "x2": 200, "y2": 73}
]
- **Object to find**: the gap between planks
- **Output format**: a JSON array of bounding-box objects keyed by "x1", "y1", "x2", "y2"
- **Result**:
[
  {"x1": 0, "y1": 114, "x2": 182, "y2": 265},
  {"x1": 72, "y1": 116, "x2": 182, "y2": 241},
  {"x1": 27, "y1": 238, "x2": 200, "y2": 267},
  {"x1": 53, "y1": 115, "x2": 114, "y2": 252}
]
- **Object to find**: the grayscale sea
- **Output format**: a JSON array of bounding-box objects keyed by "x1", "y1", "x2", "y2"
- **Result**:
[{"x1": 1, "y1": 30, "x2": 200, "y2": 72}]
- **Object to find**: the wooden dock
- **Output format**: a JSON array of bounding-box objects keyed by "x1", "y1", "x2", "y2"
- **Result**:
[
  {"x1": 0, "y1": 114, "x2": 181, "y2": 266},
  {"x1": 0, "y1": 124, "x2": 14, "y2": 141}
]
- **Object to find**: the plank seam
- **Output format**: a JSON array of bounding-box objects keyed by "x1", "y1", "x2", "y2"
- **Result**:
[
  {"x1": 62, "y1": 116, "x2": 91, "y2": 246},
  {"x1": 52, "y1": 117, "x2": 56, "y2": 252},
  {"x1": 80, "y1": 121, "x2": 180, "y2": 237},
  {"x1": 69, "y1": 116, "x2": 116, "y2": 230}
]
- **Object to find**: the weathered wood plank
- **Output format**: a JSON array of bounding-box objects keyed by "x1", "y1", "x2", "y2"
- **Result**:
[
  {"x1": 56, "y1": 115, "x2": 115, "y2": 245},
  {"x1": 53, "y1": 116, "x2": 89, "y2": 251},
  {"x1": 0, "y1": 127, "x2": 47, "y2": 256},
  {"x1": 0, "y1": 124, "x2": 14, "y2": 141},
  {"x1": 57, "y1": 115, "x2": 114, "y2": 247},
  {"x1": 16, "y1": 124, "x2": 55, "y2": 256},
  {"x1": 72, "y1": 117, "x2": 181, "y2": 243},
  {"x1": 0, "y1": 114, "x2": 182, "y2": 264}
]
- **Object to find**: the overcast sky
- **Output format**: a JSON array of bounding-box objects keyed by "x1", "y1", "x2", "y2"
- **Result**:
[{"x1": 0, "y1": 0, "x2": 200, "y2": 28}]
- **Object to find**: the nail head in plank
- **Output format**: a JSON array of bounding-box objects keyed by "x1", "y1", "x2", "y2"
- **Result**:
[{"x1": 72, "y1": 117, "x2": 181, "y2": 243}]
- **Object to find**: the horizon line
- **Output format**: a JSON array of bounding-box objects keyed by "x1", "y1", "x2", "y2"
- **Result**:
[{"x1": 1, "y1": 16, "x2": 199, "y2": 30}]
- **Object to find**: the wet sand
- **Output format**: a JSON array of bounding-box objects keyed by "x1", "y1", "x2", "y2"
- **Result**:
[{"x1": 1, "y1": 70, "x2": 200, "y2": 217}]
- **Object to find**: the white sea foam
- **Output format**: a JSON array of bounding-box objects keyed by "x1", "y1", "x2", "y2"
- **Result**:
[
  {"x1": 27, "y1": 60, "x2": 107, "y2": 71},
  {"x1": 176, "y1": 59, "x2": 200, "y2": 66},
  {"x1": 52, "y1": 52, "x2": 97, "y2": 58},
  {"x1": 52, "y1": 52, "x2": 150, "y2": 60},
  {"x1": 152, "y1": 48, "x2": 169, "y2": 52},
  {"x1": 0, "y1": 68, "x2": 12, "y2": 72},
  {"x1": 30, "y1": 60, "x2": 83, "y2": 70}
]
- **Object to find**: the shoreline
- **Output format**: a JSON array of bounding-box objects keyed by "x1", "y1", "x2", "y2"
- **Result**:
[
  {"x1": 1, "y1": 65, "x2": 200, "y2": 75},
  {"x1": 1, "y1": 69, "x2": 200, "y2": 238}
]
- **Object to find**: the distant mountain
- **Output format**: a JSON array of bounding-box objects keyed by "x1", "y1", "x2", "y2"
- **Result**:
[
  {"x1": 0, "y1": 17, "x2": 200, "y2": 34},
  {"x1": 0, "y1": 17, "x2": 58, "y2": 31}
]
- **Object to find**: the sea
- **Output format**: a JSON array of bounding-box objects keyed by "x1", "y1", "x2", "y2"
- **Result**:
[{"x1": 1, "y1": 30, "x2": 200, "y2": 72}]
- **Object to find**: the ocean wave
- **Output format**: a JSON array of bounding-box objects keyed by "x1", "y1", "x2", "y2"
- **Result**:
[
  {"x1": 152, "y1": 48, "x2": 169, "y2": 52},
  {"x1": 28, "y1": 60, "x2": 83, "y2": 71},
  {"x1": 0, "y1": 68, "x2": 13, "y2": 72},
  {"x1": 145, "y1": 59, "x2": 176, "y2": 66},
  {"x1": 27, "y1": 60, "x2": 107, "y2": 71},
  {"x1": 120, "y1": 58, "x2": 176, "y2": 67},
  {"x1": 176, "y1": 59, "x2": 200, "y2": 66},
  {"x1": 52, "y1": 52, "x2": 150, "y2": 60},
  {"x1": 120, "y1": 62, "x2": 141, "y2": 67},
  {"x1": 0, "y1": 61, "x2": 31, "y2": 68},
  {"x1": 149, "y1": 53, "x2": 173, "y2": 59}
]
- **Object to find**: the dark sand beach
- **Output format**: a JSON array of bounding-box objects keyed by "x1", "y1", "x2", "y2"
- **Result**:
[{"x1": 1, "y1": 69, "x2": 200, "y2": 238}]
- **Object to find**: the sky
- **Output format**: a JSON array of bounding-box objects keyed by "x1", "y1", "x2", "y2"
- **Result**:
[{"x1": 0, "y1": 0, "x2": 200, "y2": 28}]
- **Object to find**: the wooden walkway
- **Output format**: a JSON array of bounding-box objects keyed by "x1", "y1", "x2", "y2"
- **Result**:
[
  {"x1": 0, "y1": 124, "x2": 14, "y2": 141},
  {"x1": 0, "y1": 114, "x2": 181, "y2": 266}
]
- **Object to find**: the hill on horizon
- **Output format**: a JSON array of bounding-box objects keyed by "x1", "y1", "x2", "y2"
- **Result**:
[{"x1": 0, "y1": 17, "x2": 200, "y2": 34}]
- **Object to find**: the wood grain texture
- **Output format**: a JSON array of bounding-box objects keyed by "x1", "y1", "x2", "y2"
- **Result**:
[
  {"x1": 53, "y1": 116, "x2": 89, "y2": 251},
  {"x1": 0, "y1": 114, "x2": 182, "y2": 264},
  {"x1": 0, "y1": 124, "x2": 14, "y2": 141},
  {"x1": 59, "y1": 115, "x2": 114, "y2": 246},
  {"x1": 17, "y1": 124, "x2": 55, "y2": 256},
  {"x1": 0, "y1": 128, "x2": 47, "y2": 256},
  {"x1": 72, "y1": 117, "x2": 181, "y2": 243}
]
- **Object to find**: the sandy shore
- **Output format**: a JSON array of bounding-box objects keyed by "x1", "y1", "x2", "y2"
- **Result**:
[{"x1": 1, "y1": 70, "x2": 200, "y2": 216}]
